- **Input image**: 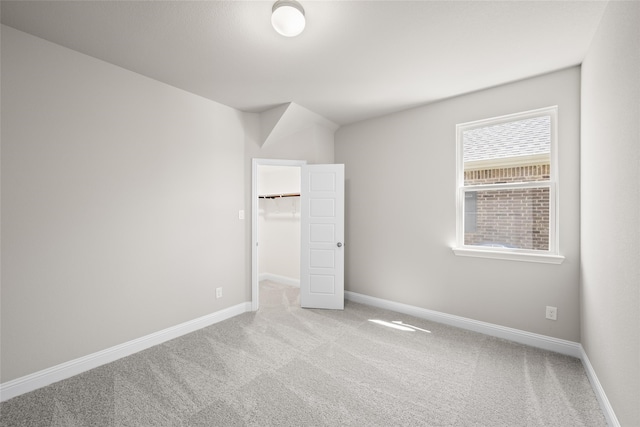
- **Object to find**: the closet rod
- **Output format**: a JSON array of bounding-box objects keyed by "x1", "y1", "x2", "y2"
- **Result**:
[{"x1": 258, "y1": 193, "x2": 300, "y2": 199}]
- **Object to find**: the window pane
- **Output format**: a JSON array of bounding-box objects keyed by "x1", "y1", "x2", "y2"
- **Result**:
[
  {"x1": 464, "y1": 187, "x2": 550, "y2": 251},
  {"x1": 464, "y1": 192, "x2": 477, "y2": 232},
  {"x1": 463, "y1": 116, "x2": 551, "y2": 186}
]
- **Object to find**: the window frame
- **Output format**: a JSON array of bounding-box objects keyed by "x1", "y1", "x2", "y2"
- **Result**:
[{"x1": 453, "y1": 106, "x2": 564, "y2": 264}]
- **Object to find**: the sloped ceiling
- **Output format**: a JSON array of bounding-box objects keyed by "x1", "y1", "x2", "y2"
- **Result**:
[
  {"x1": 0, "y1": 1, "x2": 608, "y2": 125},
  {"x1": 260, "y1": 102, "x2": 339, "y2": 146}
]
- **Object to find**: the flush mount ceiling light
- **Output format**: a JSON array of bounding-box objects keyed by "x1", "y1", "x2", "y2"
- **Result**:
[{"x1": 271, "y1": 0, "x2": 306, "y2": 37}]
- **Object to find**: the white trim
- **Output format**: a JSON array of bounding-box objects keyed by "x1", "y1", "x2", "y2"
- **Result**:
[
  {"x1": 259, "y1": 273, "x2": 300, "y2": 287},
  {"x1": 344, "y1": 291, "x2": 618, "y2": 424},
  {"x1": 465, "y1": 153, "x2": 550, "y2": 171},
  {"x1": 2, "y1": 294, "x2": 619, "y2": 425},
  {"x1": 457, "y1": 106, "x2": 559, "y2": 130},
  {"x1": 344, "y1": 291, "x2": 581, "y2": 357},
  {"x1": 0, "y1": 302, "x2": 251, "y2": 402},
  {"x1": 251, "y1": 158, "x2": 306, "y2": 312},
  {"x1": 461, "y1": 180, "x2": 552, "y2": 192},
  {"x1": 452, "y1": 247, "x2": 565, "y2": 264},
  {"x1": 580, "y1": 347, "x2": 621, "y2": 427},
  {"x1": 455, "y1": 106, "x2": 560, "y2": 257}
]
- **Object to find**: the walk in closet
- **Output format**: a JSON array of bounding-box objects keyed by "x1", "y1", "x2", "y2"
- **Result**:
[{"x1": 257, "y1": 165, "x2": 301, "y2": 286}]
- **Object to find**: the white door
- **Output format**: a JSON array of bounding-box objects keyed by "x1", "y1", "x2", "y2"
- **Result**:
[{"x1": 300, "y1": 164, "x2": 344, "y2": 309}]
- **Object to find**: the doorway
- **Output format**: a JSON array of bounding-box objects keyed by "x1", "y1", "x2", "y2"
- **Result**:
[{"x1": 251, "y1": 159, "x2": 306, "y2": 311}]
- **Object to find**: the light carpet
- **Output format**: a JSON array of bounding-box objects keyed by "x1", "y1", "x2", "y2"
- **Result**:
[{"x1": 0, "y1": 281, "x2": 606, "y2": 426}]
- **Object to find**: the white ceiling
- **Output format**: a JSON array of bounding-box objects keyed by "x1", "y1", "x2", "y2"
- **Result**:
[{"x1": 1, "y1": 1, "x2": 608, "y2": 125}]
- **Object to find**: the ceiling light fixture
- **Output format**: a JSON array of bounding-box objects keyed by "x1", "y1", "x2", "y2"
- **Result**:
[{"x1": 271, "y1": 0, "x2": 306, "y2": 37}]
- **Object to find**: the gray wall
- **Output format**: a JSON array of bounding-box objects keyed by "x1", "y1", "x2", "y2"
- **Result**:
[
  {"x1": 335, "y1": 67, "x2": 581, "y2": 341},
  {"x1": 581, "y1": 2, "x2": 640, "y2": 425},
  {"x1": 0, "y1": 25, "x2": 335, "y2": 383},
  {"x1": 0, "y1": 25, "x2": 247, "y2": 382}
]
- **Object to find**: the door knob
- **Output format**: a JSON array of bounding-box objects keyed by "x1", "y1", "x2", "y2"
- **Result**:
[{"x1": 337, "y1": 242, "x2": 343, "y2": 247}]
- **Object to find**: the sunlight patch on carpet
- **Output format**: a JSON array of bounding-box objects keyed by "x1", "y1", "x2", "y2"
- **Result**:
[{"x1": 369, "y1": 319, "x2": 431, "y2": 333}]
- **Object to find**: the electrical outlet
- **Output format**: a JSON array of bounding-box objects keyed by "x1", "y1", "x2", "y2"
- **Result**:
[
  {"x1": 546, "y1": 306, "x2": 557, "y2": 320},
  {"x1": 216, "y1": 287, "x2": 223, "y2": 299}
]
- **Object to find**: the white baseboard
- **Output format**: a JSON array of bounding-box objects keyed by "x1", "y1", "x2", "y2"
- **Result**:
[
  {"x1": 345, "y1": 291, "x2": 622, "y2": 425},
  {"x1": 259, "y1": 273, "x2": 300, "y2": 287},
  {"x1": 580, "y1": 347, "x2": 620, "y2": 427},
  {"x1": 345, "y1": 291, "x2": 582, "y2": 357},
  {"x1": 0, "y1": 302, "x2": 251, "y2": 402},
  {"x1": 2, "y1": 293, "x2": 620, "y2": 427}
]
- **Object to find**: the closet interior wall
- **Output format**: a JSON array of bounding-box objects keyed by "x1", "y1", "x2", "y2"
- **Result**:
[{"x1": 257, "y1": 166, "x2": 301, "y2": 286}]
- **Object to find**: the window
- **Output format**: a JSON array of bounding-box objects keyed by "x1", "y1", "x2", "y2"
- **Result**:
[{"x1": 453, "y1": 107, "x2": 563, "y2": 263}]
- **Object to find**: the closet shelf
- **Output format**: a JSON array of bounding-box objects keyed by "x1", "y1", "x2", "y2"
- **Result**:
[{"x1": 258, "y1": 193, "x2": 300, "y2": 199}]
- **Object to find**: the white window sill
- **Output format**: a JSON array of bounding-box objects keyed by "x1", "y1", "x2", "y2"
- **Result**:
[{"x1": 452, "y1": 247, "x2": 565, "y2": 264}]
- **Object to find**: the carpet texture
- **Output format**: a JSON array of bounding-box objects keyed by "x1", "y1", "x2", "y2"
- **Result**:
[{"x1": 0, "y1": 281, "x2": 606, "y2": 426}]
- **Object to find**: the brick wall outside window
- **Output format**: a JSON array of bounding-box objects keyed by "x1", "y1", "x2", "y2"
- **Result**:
[{"x1": 464, "y1": 164, "x2": 550, "y2": 250}]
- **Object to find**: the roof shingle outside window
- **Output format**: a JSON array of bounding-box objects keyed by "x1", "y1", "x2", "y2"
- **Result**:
[{"x1": 463, "y1": 116, "x2": 551, "y2": 163}]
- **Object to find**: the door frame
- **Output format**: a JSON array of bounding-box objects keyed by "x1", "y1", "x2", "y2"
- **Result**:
[{"x1": 251, "y1": 158, "x2": 307, "y2": 311}]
